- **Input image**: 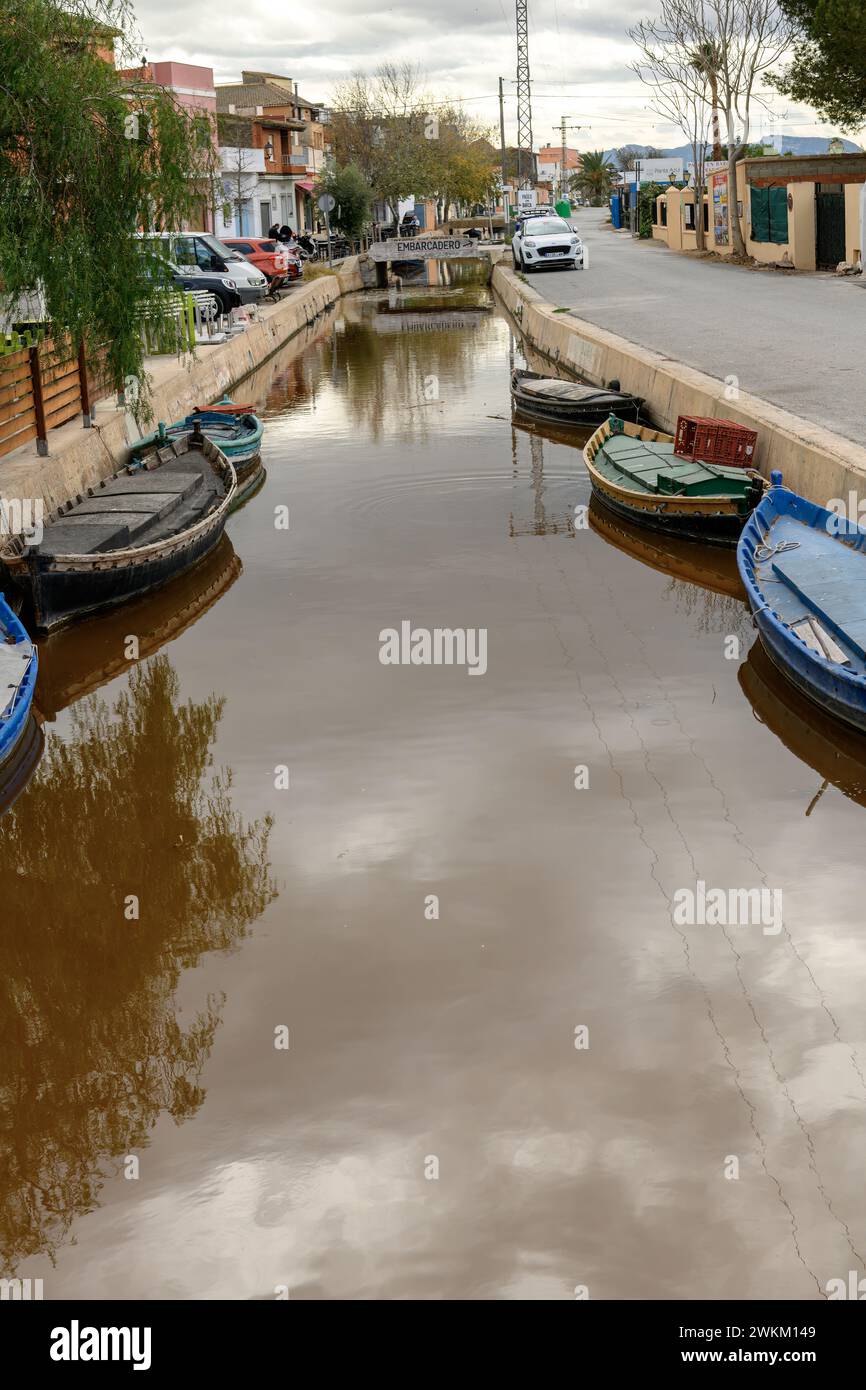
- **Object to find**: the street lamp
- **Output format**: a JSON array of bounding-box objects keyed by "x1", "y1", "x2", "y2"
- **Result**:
[{"x1": 264, "y1": 139, "x2": 274, "y2": 162}]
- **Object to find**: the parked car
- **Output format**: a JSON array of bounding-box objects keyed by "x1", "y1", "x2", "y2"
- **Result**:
[
  {"x1": 137, "y1": 232, "x2": 268, "y2": 305},
  {"x1": 143, "y1": 252, "x2": 242, "y2": 317},
  {"x1": 511, "y1": 215, "x2": 583, "y2": 272},
  {"x1": 221, "y1": 237, "x2": 301, "y2": 292}
]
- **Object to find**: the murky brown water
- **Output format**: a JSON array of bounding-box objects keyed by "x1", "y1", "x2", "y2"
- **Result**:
[{"x1": 3, "y1": 269, "x2": 866, "y2": 1300}]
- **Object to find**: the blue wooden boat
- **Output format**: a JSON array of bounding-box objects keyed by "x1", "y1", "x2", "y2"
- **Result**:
[
  {"x1": 0, "y1": 593, "x2": 38, "y2": 781},
  {"x1": 738, "y1": 471, "x2": 866, "y2": 733},
  {"x1": 131, "y1": 397, "x2": 264, "y2": 509}
]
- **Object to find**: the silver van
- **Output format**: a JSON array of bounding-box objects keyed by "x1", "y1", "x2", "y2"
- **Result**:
[{"x1": 141, "y1": 232, "x2": 268, "y2": 305}]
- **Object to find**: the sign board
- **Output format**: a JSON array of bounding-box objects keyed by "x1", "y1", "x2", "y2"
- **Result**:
[
  {"x1": 712, "y1": 171, "x2": 729, "y2": 245},
  {"x1": 625, "y1": 158, "x2": 684, "y2": 184},
  {"x1": 687, "y1": 160, "x2": 727, "y2": 185},
  {"x1": 516, "y1": 189, "x2": 537, "y2": 213},
  {"x1": 317, "y1": 193, "x2": 336, "y2": 213},
  {"x1": 368, "y1": 236, "x2": 481, "y2": 261}
]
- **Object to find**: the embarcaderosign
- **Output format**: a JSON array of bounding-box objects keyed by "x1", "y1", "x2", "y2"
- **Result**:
[{"x1": 368, "y1": 237, "x2": 481, "y2": 261}]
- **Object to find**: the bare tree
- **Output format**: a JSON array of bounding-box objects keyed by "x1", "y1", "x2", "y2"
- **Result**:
[
  {"x1": 631, "y1": 0, "x2": 792, "y2": 257},
  {"x1": 631, "y1": 12, "x2": 714, "y2": 250}
]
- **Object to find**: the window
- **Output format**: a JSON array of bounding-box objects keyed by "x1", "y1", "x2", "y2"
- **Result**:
[
  {"x1": 172, "y1": 235, "x2": 196, "y2": 267},
  {"x1": 660, "y1": 201, "x2": 667, "y2": 227},
  {"x1": 230, "y1": 242, "x2": 254, "y2": 253},
  {"x1": 750, "y1": 185, "x2": 789, "y2": 243}
]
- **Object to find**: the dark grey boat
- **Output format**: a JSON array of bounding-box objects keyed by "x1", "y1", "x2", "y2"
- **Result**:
[
  {"x1": 0, "y1": 428, "x2": 236, "y2": 632},
  {"x1": 511, "y1": 368, "x2": 643, "y2": 426}
]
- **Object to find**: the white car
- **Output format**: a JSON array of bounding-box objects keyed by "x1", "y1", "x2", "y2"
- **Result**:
[{"x1": 512, "y1": 215, "x2": 583, "y2": 272}]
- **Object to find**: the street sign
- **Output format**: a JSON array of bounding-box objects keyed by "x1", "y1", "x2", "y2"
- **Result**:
[
  {"x1": 368, "y1": 236, "x2": 481, "y2": 261},
  {"x1": 317, "y1": 193, "x2": 336, "y2": 213}
]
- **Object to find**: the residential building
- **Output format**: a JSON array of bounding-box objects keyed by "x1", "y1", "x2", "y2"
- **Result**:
[
  {"x1": 536, "y1": 144, "x2": 581, "y2": 195},
  {"x1": 118, "y1": 61, "x2": 218, "y2": 231},
  {"x1": 652, "y1": 152, "x2": 866, "y2": 271},
  {"x1": 215, "y1": 72, "x2": 330, "y2": 236}
]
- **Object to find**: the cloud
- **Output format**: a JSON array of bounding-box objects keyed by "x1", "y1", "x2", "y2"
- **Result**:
[{"x1": 124, "y1": 0, "x2": 837, "y2": 146}]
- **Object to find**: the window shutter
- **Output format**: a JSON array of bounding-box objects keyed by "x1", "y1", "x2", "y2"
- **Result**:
[
  {"x1": 750, "y1": 187, "x2": 770, "y2": 242},
  {"x1": 768, "y1": 186, "x2": 789, "y2": 244}
]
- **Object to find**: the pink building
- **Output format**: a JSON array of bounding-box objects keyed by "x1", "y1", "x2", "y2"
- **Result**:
[{"x1": 119, "y1": 61, "x2": 218, "y2": 231}]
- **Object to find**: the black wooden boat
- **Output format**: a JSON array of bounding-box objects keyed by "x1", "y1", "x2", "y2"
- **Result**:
[
  {"x1": 511, "y1": 368, "x2": 643, "y2": 426},
  {"x1": 0, "y1": 428, "x2": 236, "y2": 632}
]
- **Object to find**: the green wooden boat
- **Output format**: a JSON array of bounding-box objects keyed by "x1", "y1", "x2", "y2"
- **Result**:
[{"x1": 584, "y1": 417, "x2": 765, "y2": 545}]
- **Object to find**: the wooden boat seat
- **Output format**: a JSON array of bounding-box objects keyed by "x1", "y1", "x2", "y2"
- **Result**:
[
  {"x1": 36, "y1": 468, "x2": 208, "y2": 557},
  {"x1": 773, "y1": 546, "x2": 866, "y2": 661},
  {"x1": 602, "y1": 434, "x2": 742, "y2": 497}
]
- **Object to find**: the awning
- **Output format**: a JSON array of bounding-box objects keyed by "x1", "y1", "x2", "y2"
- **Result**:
[{"x1": 297, "y1": 180, "x2": 315, "y2": 194}]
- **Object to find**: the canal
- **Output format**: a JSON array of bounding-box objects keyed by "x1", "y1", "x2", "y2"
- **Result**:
[{"x1": 2, "y1": 267, "x2": 865, "y2": 1299}]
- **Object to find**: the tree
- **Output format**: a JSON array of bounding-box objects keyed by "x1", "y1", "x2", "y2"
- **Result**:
[
  {"x1": 631, "y1": 7, "x2": 714, "y2": 251},
  {"x1": 689, "y1": 40, "x2": 725, "y2": 158},
  {"x1": 570, "y1": 150, "x2": 617, "y2": 205},
  {"x1": 330, "y1": 63, "x2": 439, "y2": 223},
  {"x1": 631, "y1": 0, "x2": 792, "y2": 257},
  {"x1": 315, "y1": 162, "x2": 372, "y2": 242},
  {"x1": 770, "y1": 1, "x2": 866, "y2": 128},
  {"x1": 0, "y1": 0, "x2": 220, "y2": 418}
]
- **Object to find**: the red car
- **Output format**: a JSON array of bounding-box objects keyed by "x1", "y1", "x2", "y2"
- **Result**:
[{"x1": 222, "y1": 237, "x2": 302, "y2": 292}]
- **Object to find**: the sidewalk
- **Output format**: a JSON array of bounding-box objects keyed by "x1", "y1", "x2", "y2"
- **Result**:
[{"x1": 537, "y1": 207, "x2": 865, "y2": 447}]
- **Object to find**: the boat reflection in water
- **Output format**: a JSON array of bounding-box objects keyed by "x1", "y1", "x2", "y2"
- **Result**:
[
  {"x1": 739, "y1": 639, "x2": 866, "y2": 813},
  {"x1": 0, "y1": 714, "x2": 43, "y2": 820},
  {"x1": 34, "y1": 534, "x2": 242, "y2": 720},
  {"x1": 0, "y1": 651, "x2": 276, "y2": 1275},
  {"x1": 588, "y1": 496, "x2": 744, "y2": 599}
]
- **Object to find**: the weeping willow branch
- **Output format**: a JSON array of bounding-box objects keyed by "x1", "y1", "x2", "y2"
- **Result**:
[{"x1": 0, "y1": 0, "x2": 220, "y2": 421}]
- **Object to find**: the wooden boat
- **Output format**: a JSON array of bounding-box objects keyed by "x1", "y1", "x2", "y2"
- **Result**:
[
  {"x1": 584, "y1": 415, "x2": 765, "y2": 545},
  {"x1": 0, "y1": 428, "x2": 236, "y2": 633},
  {"x1": 132, "y1": 396, "x2": 264, "y2": 509},
  {"x1": 512, "y1": 369, "x2": 643, "y2": 426},
  {"x1": 739, "y1": 639, "x2": 866, "y2": 813},
  {"x1": 0, "y1": 592, "x2": 38, "y2": 783},
  {"x1": 737, "y1": 471, "x2": 866, "y2": 733}
]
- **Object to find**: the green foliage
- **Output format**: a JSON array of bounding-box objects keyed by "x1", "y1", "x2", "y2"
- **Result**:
[
  {"x1": 771, "y1": 0, "x2": 866, "y2": 129},
  {"x1": 638, "y1": 181, "x2": 665, "y2": 238},
  {"x1": 570, "y1": 150, "x2": 617, "y2": 206},
  {"x1": 316, "y1": 163, "x2": 372, "y2": 241},
  {"x1": 0, "y1": 0, "x2": 220, "y2": 419}
]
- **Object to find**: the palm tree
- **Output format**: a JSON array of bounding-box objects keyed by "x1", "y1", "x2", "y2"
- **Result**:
[
  {"x1": 690, "y1": 40, "x2": 724, "y2": 161},
  {"x1": 570, "y1": 150, "x2": 617, "y2": 206}
]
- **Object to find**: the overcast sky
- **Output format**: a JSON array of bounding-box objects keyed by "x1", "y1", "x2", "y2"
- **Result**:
[{"x1": 129, "y1": 0, "x2": 838, "y2": 150}]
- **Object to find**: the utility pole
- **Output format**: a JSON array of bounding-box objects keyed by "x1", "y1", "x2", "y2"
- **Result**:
[
  {"x1": 499, "y1": 77, "x2": 509, "y2": 228},
  {"x1": 553, "y1": 120, "x2": 591, "y2": 206},
  {"x1": 515, "y1": 0, "x2": 533, "y2": 189}
]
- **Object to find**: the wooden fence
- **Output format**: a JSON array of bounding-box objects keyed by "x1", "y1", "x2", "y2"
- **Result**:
[
  {"x1": 0, "y1": 333, "x2": 115, "y2": 460},
  {"x1": 0, "y1": 295, "x2": 196, "y2": 461}
]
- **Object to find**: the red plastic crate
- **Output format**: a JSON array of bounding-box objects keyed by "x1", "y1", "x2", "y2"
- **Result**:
[{"x1": 674, "y1": 415, "x2": 758, "y2": 468}]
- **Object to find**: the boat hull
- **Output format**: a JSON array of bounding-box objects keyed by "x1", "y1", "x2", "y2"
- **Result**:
[
  {"x1": 0, "y1": 593, "x2": 39, "y2": 774},
  {"x1": 589, "y1": 486, "x2": 748, "y2": 546},
  {"x1": 23, "y1": 507, "x2": 230, "y2": 633},
  {"x1": 737, "y1": 482, "x2": 866, "y2": 735}
]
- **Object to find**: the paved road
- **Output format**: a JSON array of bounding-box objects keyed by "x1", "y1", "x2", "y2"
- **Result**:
[{"x1": 526, "y1": 206, "x2": 865, "y2": 446}]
